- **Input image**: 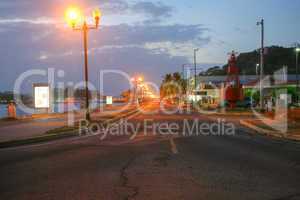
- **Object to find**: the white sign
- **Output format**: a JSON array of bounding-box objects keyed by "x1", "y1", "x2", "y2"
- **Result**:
[
  {"x1": 106, "y1": 96, "x2": 113, "y2": 105},
  {"x1": 280, "y1": 94, "x2": 292, "y2": 104},
  {"x1": 34, "y1": 86, "x2": 50, "y2": 108}
]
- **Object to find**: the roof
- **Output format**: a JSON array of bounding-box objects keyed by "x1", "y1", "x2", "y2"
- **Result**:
[{"x1": 192, "y1": 75, "x2": 300, "y2": 86}]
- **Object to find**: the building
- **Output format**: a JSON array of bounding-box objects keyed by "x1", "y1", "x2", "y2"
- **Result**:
[{"x1": 187, "y1": 74, "x2": 300, "y2": 106}]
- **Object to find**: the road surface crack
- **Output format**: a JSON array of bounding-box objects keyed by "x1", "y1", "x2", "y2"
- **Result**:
[{"x1": 119, "y1": 156, "x2": 139, "y2": 200}]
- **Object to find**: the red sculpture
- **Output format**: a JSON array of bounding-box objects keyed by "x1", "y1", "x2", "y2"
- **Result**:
[{"x1": 225, "y1": 51, "x2": 243, "y2": 108}]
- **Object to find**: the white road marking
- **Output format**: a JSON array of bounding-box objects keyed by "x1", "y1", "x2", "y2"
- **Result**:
[{"x1": 169, "y1": 138, "x2": 178, "y2": 154}]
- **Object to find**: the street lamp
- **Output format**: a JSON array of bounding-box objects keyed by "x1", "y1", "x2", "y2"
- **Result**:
[
  {"x1": 65, "y1": 7, "x2": 102, "y2": 121},
  {"x1": 194, "y1": 49, "x2": 199, "y2": 93},
  {"x1": 295, "y1": 46, "x2": 300, "y2": 103}
]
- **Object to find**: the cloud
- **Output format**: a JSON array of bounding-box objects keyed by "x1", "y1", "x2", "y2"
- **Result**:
[
  {"x1": 88, "y1": 24, "x2": 210, "y2": 60},
  {"x1": 100, "y1": 0, "x2": 130, "y2": 14},
  {"x1": 131, "y1": 1, "x2": 173, "y2": 18},
  {"x1": 0, "y1": 17, "x2": 57, "y2": 25},
  {"x1": 95, "y1": 24, "x2": 209, "y2": 46},
  {"x1": 0, "y1": 0, "x2": 174, "y2": 22},
  {"x1": 0, "y1": 0, "x2": 213, "y2": 94},
  {"x1": 0, "y1": 21, "x2": 211, "y2": 93}
]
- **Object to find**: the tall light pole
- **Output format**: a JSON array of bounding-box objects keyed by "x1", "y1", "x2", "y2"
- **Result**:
[
  {"x1": 66, "y1": 7, "x2": 101, "y2": 121},
  {"x1": 296, "y1": 45, "x2": 300, "y2": 103},
  {"x1": 194, "y1": 49, "x2": 199, "y2": 93},
  {"x1": 257, "y1": 19, "x2": 264, "y2": 110}
]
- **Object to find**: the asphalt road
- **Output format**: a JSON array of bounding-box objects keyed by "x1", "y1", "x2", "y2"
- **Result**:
[{"x1": 0, "y1": 106, "x2": 299, "y2": 200}]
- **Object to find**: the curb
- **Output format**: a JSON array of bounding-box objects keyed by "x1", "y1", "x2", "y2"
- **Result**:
[
  {"x1": 240, "y1": 120, "x2": 300, "y2": 142},
  {"x1": 208, "y1": 112, "x2": 254, "y2": 116},
  {"x1": 0, "y1": 108, "x2": 141, "y2": 149},
  {"x1": 103, "y1": 109, "x2": 139, "y2": 124},
  {"x1": 0, "y1": 132, "x2": 77, "y2": 149}
]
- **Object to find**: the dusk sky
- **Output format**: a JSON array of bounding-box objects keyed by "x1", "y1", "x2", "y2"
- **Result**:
[{"x1": 0, "y1": 0, "x2": 299, "y2": 95}]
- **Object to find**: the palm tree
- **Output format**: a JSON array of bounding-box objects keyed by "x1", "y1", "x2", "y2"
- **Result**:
[
  {"x1": 163, "y1": 74, "x2": 173, "y2": 83},
  {"x1": 173, "y1": 72, "x2": 181, "y2": 82},
  {"x1": 160, "y1": 72, "x2": 186, "y2": 101}
]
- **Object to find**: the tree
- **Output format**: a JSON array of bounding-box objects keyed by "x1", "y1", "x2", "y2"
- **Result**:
[
  {"x1": 160, "y1": 72, "x2": 186, "y2": 102},
  {"x1": 121, "y1": 90, "x2": 132, "y2": 101}
]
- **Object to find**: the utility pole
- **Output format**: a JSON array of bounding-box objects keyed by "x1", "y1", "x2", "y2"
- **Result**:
[
  {"x1": 257, "y1": 19, "x2": 264, "y2": 110},
  {"x1": 256, "y1": 64, "x2": 259, "y2": 76},
  {"x1": 296, "y1": 43, "x2": 300, "y2": 103}
]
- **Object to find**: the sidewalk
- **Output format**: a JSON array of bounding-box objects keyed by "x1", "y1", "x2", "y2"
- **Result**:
[
  {"x1": 0, "y1": 104, "x2": 136, "y2": 143},
  {"x1": 240, "y1": 119, "x2": 300, "y2": 141}
]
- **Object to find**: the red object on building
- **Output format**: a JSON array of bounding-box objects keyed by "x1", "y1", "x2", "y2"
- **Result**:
[{"x1": 225, "y1": 51, "x2": 243, "y2": 108}]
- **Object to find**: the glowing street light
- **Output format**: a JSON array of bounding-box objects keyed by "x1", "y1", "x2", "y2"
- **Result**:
[
  {"x1": 138, "y1": 77, "x2": 143, "y2": 82},
  {"x1": 65, "y1": 6, "x2": 102, "y2": 121},
  {"x1": 93, "y1": 8, "x2": 101, "y2": 28},
  {"x1": 65, "y1": 7, "x2": 82, "y2": 28}
]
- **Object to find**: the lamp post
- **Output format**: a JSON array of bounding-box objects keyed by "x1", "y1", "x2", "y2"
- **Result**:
[
  {"x1": 296, "y1": 46, "x2": 300, "y2": 103},
  {"x1": 66, "y1": 7, "x2": 101, "y2": 121},
  {"x1": 194, "y1": 49, "x2": 199, "y2": 93},
  {"x1": 257, "y1": 19, "x2": 264, "y2": 110}
]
